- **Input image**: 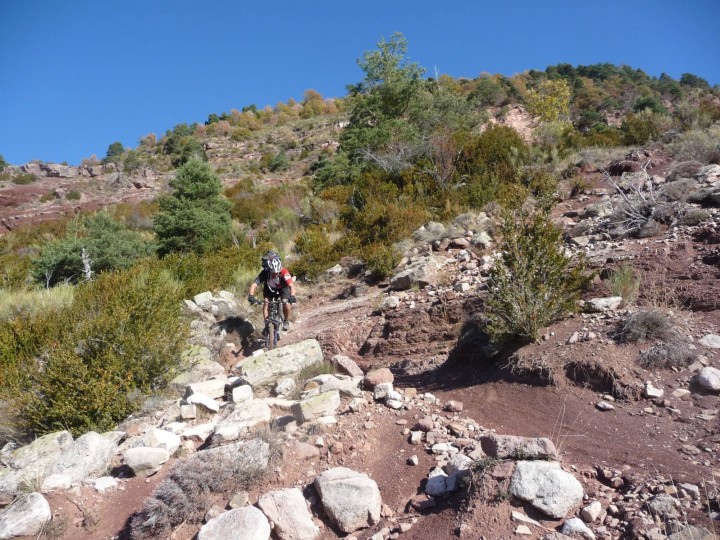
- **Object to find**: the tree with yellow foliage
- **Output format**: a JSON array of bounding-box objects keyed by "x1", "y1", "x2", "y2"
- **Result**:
[{"x1": 526, "y1": 79, "x2": 572, "y2": 123}]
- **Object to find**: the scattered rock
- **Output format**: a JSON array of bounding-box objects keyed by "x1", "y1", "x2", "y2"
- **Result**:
[
  {"x1": 562, "y1": 517, "x2": 596, "y2": 540},
  {"x1": 364, "y1": 368, "x2": 394, "y2": 389},
  {"x1": 585, "y1": 297, "x2": 623, "y2": 312},
  {"x1": 480, "y1": 434, "x2": 557, "y2": 460}
]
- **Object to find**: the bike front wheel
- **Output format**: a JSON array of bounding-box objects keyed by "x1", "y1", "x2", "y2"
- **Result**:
[{"x1": 267, "y1": 322, "x2": 277, "y2": 350}]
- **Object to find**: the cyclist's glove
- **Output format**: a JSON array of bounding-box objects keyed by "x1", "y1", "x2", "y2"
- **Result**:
[
  {"x1": 247, "y1": 295, "x2": 256, "y2": 304},
  {"x1": 288, "y1": 296, "x2": 296, "y2": 304}
]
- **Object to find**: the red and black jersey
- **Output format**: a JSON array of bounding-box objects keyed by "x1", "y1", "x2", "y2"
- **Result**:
[{"x1": 254, "y1": 268, "x2": 293, "y2": 291}]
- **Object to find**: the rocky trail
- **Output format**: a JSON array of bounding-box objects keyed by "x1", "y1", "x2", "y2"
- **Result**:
[{"x1": 1, "y1": 152, "x2": 720, "y2": 540}]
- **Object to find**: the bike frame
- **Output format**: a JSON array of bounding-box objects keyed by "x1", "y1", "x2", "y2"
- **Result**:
[{"x1": 263, "y1": 297, "x2": 285, "y2": 350}]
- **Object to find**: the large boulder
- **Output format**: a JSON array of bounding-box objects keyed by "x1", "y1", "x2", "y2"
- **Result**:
[
  {"x1": 291, "y1": 391, "x2": 341, "y2": 424},
  {"x1": 314, "y1": 467, "x2": 381, "y2": 533},
  {"x1": 257, "y1": 488, "x2": 319, "y2": 540},
  {"x1": 197, "y1": 506, "x2": 270, "y2": 540},
  {"x1": 694, "y1": 367, "x2": 720, "y2": 393},
  {"x1": 184, "y1": 377, "x2": 228, "y2": 400},
  {"x1": 48, "y1": 431, "x2": 117, "y2": 484},
  {"x1": 193, "y1": 438, "x2": 270, "y2": 472},
  {"x1": 480, "y1": 434, "x2": 557, "y2": 460},
  {"x1": 143, "y1": 429, "x2": 181, "y2": 455},
  {"x1": 389, "y1": 256, "x2": 440, "y2": 291},
  {"x1": 9, "y1": 431, "x2": 73, "y2": 472},
  {"x1": 212, "y1": 399, "x2": 272, "y2": 442},
  {"x1": 0, "y1": 493, "x2": 51, "y2": 540},
  {"x1": 235, "y1": 339, "x2": 323, "y2": 386},
  {"x1": 509, "y1": 461, "x2": 584, "y2": 519},
  {"x1": 122, "y1": 447, "x2": 170, "y2": 477}
]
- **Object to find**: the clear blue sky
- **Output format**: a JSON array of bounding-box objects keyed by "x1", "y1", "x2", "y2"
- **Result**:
[{"x1": 1, "y1": 0, "x2": 718, "y2": 166}]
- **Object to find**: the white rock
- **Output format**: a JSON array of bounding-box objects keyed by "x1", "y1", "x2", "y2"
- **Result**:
[
  {"x1": 585, "y1": 297, "x2": 623, "y2": 312},
  {"x1": 185, "y1": 377, "x2": 228, "y2": 400},
  {"x1": 122, "y1": 447, "x2": 170, "y2": 477},
  {"x1": 40, "y1": 474, "x2": 72, "y2": 492},
  {"x1": 49, "y1": 431, "x2": 117, "y2": 485},
  {"x1": 644, "y1": 382, "x2": 664, "y2": 399},
  {"x1": 186, "y1": 392, "x2": 220, "y2": 413},
  {"x1": 144, "y1": 428, "x2": 181, "y2": 454},
  {"x1": 94, "y1": 477, "x2": 118, "y2": 493},
  {"x1": 562, "y1": 517, "x2": 596, "y2": 539},
  {"x1": 581, "y1": 500, "x2": 603, "y2": 522},
  {"x1": 596, "y1": 401, "x2": 614, "y2": 411},
  {"x1": 699, "y1": 334, "x2": 720, "y2": 349},
  {"x1": 274, "y1": 378, "x2": 296, "y2": 397},
  {"x1": 0, "y1": 493, "x2": 51, "y2": 540},
  {"x1": 314, "y1": 467, "x2": 381, "y2": 533},
  {"x1": 380, "y1": 296, "x2": 400, "y2": 311},
  {"x1": 425, "y1": 468, "x2": 451, "y2": 496},
  {"x1": 235, "y1": 339, "x2": 324, "y2": 386},
  {"x1": 373, "y1": 382, "x2": 393, "y2": 401},
  {"x1": 182, "y1": 423, "x2": 216, "y2": 443},
  {"x1": 257, "y1": 488, "x2": 319, "y2": 540},
  {"x1": 509, "y1": 461, "x2": 584, "y2": 518},
  {"x1": 694, "y1": 367, "x2": 720, "y2": 393},
  {"x1": 197, "y1": 506, "x2": 270, "y2": 540},
  {"x1": 232, "y1": 385, "x2": 253, "y2": 403},
  {"x1": 291, "y1": 391, "x2": 341, "y2": 424}
]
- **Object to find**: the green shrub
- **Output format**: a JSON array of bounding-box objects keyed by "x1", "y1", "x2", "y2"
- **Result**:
[
  {"x1": 622, "y1": 110, "x2": 673, "y2": 145},
  {"x1": 291, "y1": 226, "x2": 342, "y2": 280},
  {"x1": 6, "y1": 266, "x2": 188, "y2": 436},
  {"x1": 361, "y1": 243, "x2": 400, "y2": 280},
  {"x1": 605, "y1": 263, "x2": 640, "y2": 304},
  {"x1": 65, "y1": 190, "x2": 81, "y2": 200},
  {"x1": 12, "y1": 173, "x2": 36, "y2": 185},
  {"x1": 486, "y1": 210, "x2": 590, "y2": 343},
  {"x1": 31, "y1": 212, "x2": 155, "y2": 286}
]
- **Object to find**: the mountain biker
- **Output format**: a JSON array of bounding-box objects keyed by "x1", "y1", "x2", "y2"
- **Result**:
[{"x1": 248, "y1": 253, "x2": 296, "y2": 331}]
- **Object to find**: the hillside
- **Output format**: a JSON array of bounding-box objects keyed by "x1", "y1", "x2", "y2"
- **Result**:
[{"x1": 1, "y1": 45, "x2": 720, "y2": 540}]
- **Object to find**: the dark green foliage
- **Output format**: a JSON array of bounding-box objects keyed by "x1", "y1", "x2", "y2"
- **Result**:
[
  {"x1": 31, "y1": 212, "x2": 155, "y2": 286},
  {"x1": 104, "y1": 141, "x2": 125, "y2": 162},
  {"x1": 680, "y1": 73, "x2": 709, "y2": 89},
  {"x1": 65, "y1": 190, "x2": 81, "y2": 200},
  {"x1": 2, "y1": 265, "x2": 187, "y2": 436},
  {"x1": 486, "y1": 210, "x2": 590, "y2": 343},
  {"x1": 205, "y1": 112, "x2": 230, "y2": 125},
  {"x1": 633, "y1": 96, "x2": 667, "y2": 114},
  {"x1": 162, "y1": 124, "x2": 207, "y2": 167},
  {"x1": 269, "y1": 150, "x2": 289, "y2": 172},
  {"x1": 470, "y1": 77, "x2": 506, "y2": 107},
  {"x1": 0, "y1": 154, "x2": 7, "y2": 171},
  {"x1": 153, "y1": 159, "x2": 232, "y2": 256}
]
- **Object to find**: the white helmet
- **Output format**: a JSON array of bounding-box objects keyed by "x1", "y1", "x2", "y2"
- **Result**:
[{"x1": 267, "y1": 256, "x2": 281, "y2": 273}]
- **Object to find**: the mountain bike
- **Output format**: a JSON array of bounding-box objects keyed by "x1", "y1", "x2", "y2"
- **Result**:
[{"x1": 250, "y1": 297, "x2": 288, "y2": 350}]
